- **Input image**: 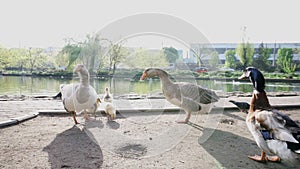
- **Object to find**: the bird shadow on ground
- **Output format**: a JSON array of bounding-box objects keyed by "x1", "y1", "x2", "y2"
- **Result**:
[
  {"x1": 43, "y1": 125, "x2": 103, "y2": 169},
  {"x1": 106, "y1": 120, "x2": 120, "y2": 129},
  {"x1": 210, "y1": 108, "x2": 246, "y2": 122},
  {"x1": 84, "y1": 119, "x2": 105, "y2": 129},
  {"x1": 196, "y1": 127, "x2": 291, "y2": 169}
]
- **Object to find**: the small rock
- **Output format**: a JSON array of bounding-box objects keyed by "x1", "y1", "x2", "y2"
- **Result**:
[{"x1": 123, "y1": 130, "x2": 130, "y2": 134}]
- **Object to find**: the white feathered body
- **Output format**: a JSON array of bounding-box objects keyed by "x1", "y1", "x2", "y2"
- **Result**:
[
  {"x1": 60, "y1": 64, "x2": 98, "y2": 117},
  {"x1": 60, "y1": 83, "x2": 98, "y2": 115},
  {"x1": 246, "y1": 110, "x2": 300, "y2": 165}
]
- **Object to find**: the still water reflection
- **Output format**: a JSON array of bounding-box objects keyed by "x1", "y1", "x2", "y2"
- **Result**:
[{"x1": 0, "y1": 76, "x2": 299, "y2": 96}]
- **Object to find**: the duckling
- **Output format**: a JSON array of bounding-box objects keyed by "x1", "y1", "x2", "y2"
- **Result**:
[
  {"x1": 103, "y1": 87, "x2": 112, "y2": 102},
  {"x1": 103, "y1": 87, "x2": 116, "y2": 121}
]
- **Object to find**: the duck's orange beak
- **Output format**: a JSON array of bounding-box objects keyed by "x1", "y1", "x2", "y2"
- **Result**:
[{"x1": 140, "y1": 72, "x2": 147, "y2": 80}]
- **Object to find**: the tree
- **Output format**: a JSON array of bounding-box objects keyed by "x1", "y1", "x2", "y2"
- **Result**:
[
  {"x1": 236, "y1": 42, "x2": 254, "y2": 68},
  {"x1": 162, "y1": 47, "x2": 179, "y2": 63},
  {"x1": 282, "y1": 58, "x2": 296, "y2": 74},
  {"x1": 0, "y1": 47, "x2": 10, "y2": 70},
  {"x1": 60, "y1": 44, "x2": 82, "y2": 68},
  {"x1": 102, "y1": 39, "x2": 128, "y2": 75},
  {"x1": 124, "y1": 48, "x2": 168, "y2": 69},
  {"x1": 191, "y1": 44, "x2": 212, "y2": 67},
  {"x1": 208, "y1": 51, "x2": 220, "y2": 68},
  {"x1": 13, "y1": 48, "x2": 27, "y2": 71},
  {"x1": 79, "y1": 34, "x2": 102, "y2": 74},
  {"x1": 27, "y1": 48, "x2": 44, "y2": 73},
  {"x1": 253, "y1": 42, "x2": 272, "y2": 71},
  {"x1": 277, "y1": 48, "x2": 296, "y2": 73},
  {"x1": 224, "y1": 50, "x2": 236, "y2": 68}
]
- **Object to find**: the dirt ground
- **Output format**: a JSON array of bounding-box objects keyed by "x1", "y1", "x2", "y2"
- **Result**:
[{"x1": 1, "y1": 106, "x2": 300, "y2": 169}]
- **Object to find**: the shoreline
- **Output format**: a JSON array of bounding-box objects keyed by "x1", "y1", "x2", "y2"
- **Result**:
[
  {"x1": 2, "y1": 73, "x2": 300, "y2": 83},
  {"x1": 1, "y1": 93, "x2": 300, "y2": 128},
  {"x1": 0, "y1": 90, "x2": 299, "y2": 101}
]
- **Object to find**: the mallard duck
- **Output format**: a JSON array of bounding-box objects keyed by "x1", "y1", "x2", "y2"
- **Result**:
[
  {"x1": 103, "y1": 87, "x2": 116, "y2": 121},
  {"x1": 140, "y1": 68, "x2": 219, "y2": 123},
  {"x1": 58, "y1": 64, "x2": 99, "y2": 124},
  {"x1": 246, "y1": 109, "x2": 300, "y2": 165},
  {"x1": 230, "y1": 99, "x2": 300, "y2": 165},
  {"x1": 238, "y1": 68, "x2": 300, "y2": 165}
]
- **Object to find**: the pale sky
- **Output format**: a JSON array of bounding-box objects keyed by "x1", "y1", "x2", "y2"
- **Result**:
[{"x1": 0, "y1": 0, "x2": 299, "y2": 49}]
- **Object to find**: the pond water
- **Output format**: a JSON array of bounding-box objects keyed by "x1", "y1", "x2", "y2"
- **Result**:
[{"x1": 0, "y1": 76, "x2": 299, "y2": 96}]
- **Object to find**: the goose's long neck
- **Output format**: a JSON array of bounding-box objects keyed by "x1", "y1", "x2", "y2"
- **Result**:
[
  {"x1": 156, "y1": 70, "x2": 173, "y2": 87},
  {"x1": 78, "y1": 71, "x2": 89, "y2": 86}
]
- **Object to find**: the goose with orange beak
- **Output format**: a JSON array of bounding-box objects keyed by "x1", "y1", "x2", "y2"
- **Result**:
[{"x1": 140, "y1": 68, "x2": 219, "y2": 124}]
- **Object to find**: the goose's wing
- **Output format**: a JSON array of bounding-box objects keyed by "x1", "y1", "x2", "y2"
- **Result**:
[
  {"x1": 60, "y1": 83, "x2": 79, "y2": 111},
  {"x1": 256, "y1": 110, "x2": 299, "y2": 143},
  {"x1": 178, "y1": 82, "x2": 219, "y2": 104},
  {"x1": 60, "y1": 83, "x2": 79, "y2": 99}
]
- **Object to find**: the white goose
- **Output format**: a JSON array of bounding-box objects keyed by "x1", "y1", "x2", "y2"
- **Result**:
[
  {"x1": 103, "y1": 87, "x2": 116, "y2": 121},
  {"x1": 140, "y1": 68, "x2": 219, "y2": 123},
  {"x1": 59, "y1": 64, "x2": 99, "y2": 124}
]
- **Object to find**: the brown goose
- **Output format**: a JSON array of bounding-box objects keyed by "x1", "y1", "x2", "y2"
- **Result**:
[{"x1": 140, "y1": 68, "x2": 219, "y2": 123}]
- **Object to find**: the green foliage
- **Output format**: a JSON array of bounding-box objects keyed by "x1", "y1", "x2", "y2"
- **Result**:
[
  {"x1": 209, "y1": 51, "x2": 220, "y2": 68},
  {"x1": 79, "y1": 34, "x2": 103, "y2": 74},
  {"x1": 107, "y1": 42, "x2": 128, "y2": 74},
  {"x1": 282, "y1": 58, "x2": 297, "y2": 74},
  {"x1": 253, "y1": 42, "x2": 272, "y2": 71},
  {"x1": 236, "y1": 42, "x2": 254, "y2": 68},
  {"x1": 60, "y1": 44, "x2": 82, "y2": 68},
  {"x1": 0, "y1": 48, "x2": 10, "y2": 69},
  {"x1": 28, "y1": 48, "x2": 46, "y2": 72},
  {"x1": 224, "y1": 50, "x2": 236, "y2": 68},
  {"x1": 123, "y1": 48, "x2": 168, "y2": 69},
  {"x1": 162, "y1": 47, "x2": 179, "y2": 63},
  {"x1": 277, "y1": 48, "x2": 296, "y2": 73}
]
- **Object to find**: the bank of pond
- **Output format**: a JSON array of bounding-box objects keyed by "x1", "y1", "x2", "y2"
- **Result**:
[{"x1": 0, "y1": 74, "x2": 299, "y2": 96}]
